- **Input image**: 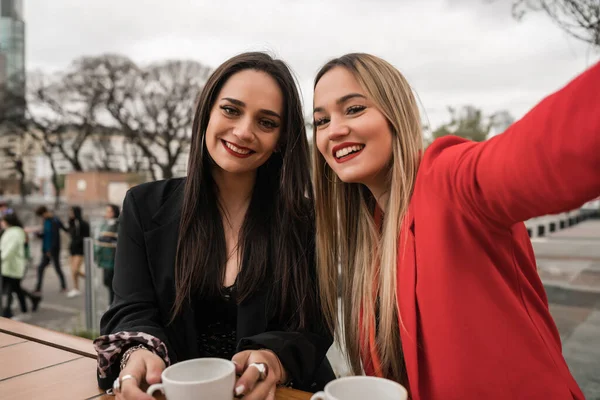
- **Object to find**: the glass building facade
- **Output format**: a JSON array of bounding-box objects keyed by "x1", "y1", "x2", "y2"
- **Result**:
[{"x1": 0, "y1": 0, "x2": 25, "y2": 95}]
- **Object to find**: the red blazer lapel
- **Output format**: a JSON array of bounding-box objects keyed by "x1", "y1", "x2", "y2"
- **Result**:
[{"x1": 397, "y1": 202, "x2": 420, "y2": 399}]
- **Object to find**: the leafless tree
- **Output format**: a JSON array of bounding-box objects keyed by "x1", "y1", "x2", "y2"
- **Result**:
[
  {"x1": 511, "y1": 0, "x2": 599, "y2": 48},
  {"x1": 73, "y1": 55, "x2": 210, "y2": 180},
  {"x1": 26, "y1": 67, "x2": 105, "y2": 172},
  {"x1": 81, "y1": 127, "x2": 146, "y2": 174},
  {"x1": 20, "y1": 72, "x2": 74, "y2": 207},
  {"x1": 33, "y1": 136, "x2": 63, "y2": 209},
  {"x1": 2, "y1": 135, "x2": 35, "y2": 204},
  {"x1": 80, "y1": 128, "x2": 119, "y2": 172}
]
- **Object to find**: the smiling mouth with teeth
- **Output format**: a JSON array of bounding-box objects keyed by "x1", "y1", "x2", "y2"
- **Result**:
[
  {"x1": 222, "y1": 140, "x2": 255, "y2": 158},
  {"x1": 335, "y1": 144, "x2": 365, "y2": 160}
]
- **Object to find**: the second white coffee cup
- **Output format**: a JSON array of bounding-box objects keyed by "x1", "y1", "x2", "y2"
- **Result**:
[
  {"x1": 146, "y1": 358, "x2": 235, "y2": 400},
  {"x1": 310, "y1": 376, "x2": 408, "y2": 400}
]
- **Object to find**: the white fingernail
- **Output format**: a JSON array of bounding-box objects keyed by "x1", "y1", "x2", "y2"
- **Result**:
[{"x1": 235, "y1": 385, "x2": 245, "y2": 396}]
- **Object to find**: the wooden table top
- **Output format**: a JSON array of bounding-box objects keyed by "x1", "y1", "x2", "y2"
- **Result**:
[{"x1": 0, "y1": 317, "x2": 312, "y2": 400}]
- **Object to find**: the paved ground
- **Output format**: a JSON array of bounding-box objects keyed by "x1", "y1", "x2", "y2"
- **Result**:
[
  {"x1": 3, "y1": 248, "x2": 110, "y2": 334},
  {"x1": 3, "y1": 217, "x2": 600, "y2": 398},
  {"x1": 532, "y1": 220, "x2": 600, "y2": 399}
]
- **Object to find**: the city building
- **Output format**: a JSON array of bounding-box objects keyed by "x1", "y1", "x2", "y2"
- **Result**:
[
  {"x1": 0, "y1": 0, "x2": 25, "y2": 95},
  {"x1": 0, "y1": 0, "x2": 26, "y2": 185}
]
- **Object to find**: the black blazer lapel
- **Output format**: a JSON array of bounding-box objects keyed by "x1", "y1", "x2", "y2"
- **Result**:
[
  {"x1": 143, "y1": 178, "x2": 184, "y2": 302},
  {"x1": 141, "y1": 178, "x2": 270, "y2": 359},
  {"x1": 143, "y1": 180, "x2": 198, "y2": 360}
]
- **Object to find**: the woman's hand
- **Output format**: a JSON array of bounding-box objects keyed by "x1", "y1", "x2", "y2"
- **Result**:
[
  {"x1": 115, "y1": 349, "x2": 165, "y2": 400},
  {"x1": 232, "y1": 349, "x2": 288, "y2": 400}
]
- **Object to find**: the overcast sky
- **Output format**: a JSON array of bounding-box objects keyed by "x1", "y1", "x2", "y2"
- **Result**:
[{"x1": 25, "y1": 0, "x2": 598, "y2": 133}]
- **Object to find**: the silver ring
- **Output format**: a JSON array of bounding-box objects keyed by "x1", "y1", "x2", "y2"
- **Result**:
[
  {"x1": 112, "y1": 374, "x2": 137, "y2": 394},
  {"x1": 248, "y1": 362, "x2": 268, "y2": 381}
]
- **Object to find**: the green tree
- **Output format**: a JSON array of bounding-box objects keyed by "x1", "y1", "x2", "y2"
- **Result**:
[{"x1": 432, "y1": 106, "x2": 497, "y2": 142}]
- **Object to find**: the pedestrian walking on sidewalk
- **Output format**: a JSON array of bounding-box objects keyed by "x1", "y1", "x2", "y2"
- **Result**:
[
  {"x1": 65, "y1": 206, "x2": 90, "y2": 298},
  {"x1": 0, "y1": 201, "x2": 14, "y2": 239},
  {"x1": 33, "y1": 206, "x2": 68, "y2": 295},
  {"x1": 1, "y1": 213, "x2": 41, "y2": 319},
  {"x1": 95, "y1": 204, "x2": 119, "y2": 305}
]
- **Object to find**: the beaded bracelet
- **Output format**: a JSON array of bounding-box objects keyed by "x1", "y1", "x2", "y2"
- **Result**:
[{"x1": 120, "y1": 344, "x2": 150, "y2": 371}]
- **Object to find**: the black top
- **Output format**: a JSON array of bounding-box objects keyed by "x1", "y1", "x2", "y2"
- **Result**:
[
  {"x1": 67, "y1": 218, "x2": 91, "y2": 254},
  {"x1": 195, "y1": 285, "x2": 238, "y2": 360}
]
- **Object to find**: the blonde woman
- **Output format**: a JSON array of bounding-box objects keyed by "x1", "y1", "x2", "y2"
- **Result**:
[{"x1": 312, "y1": 53, "x2": 599, "y2": 399}]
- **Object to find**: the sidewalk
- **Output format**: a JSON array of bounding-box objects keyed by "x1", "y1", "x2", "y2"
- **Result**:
[
  {"x1": 532, "y1": 220, "x2": 600, "y2": 398},
  {"x1": 11, "y1": 245, "x2": 110, "y2": 335}
]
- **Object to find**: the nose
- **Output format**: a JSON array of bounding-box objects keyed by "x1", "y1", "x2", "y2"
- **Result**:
[
  {"x1": 327, "y1": 117, "x2": 350, "y2": 141},
  {"x1": 232, "y1": 117, "x2": 254, "y2": 143}
]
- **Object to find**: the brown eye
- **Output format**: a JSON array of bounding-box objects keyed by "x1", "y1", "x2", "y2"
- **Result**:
[
  {"x1": 260, "y1": 119, "x2": 279, "y2": 129},
  {"x1": 314, "y1": 117, "x2": 330, "y2": 127},
  {"x1": 346, "y1": 105, "x2": 366, "y2": 115},
  {"x1": 220, "y1": 105, "x2": 239, "y2": 116}
]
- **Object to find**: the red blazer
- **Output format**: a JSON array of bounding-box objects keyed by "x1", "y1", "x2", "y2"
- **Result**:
[{"x1": 363, "y1": 62, "x2": 600, "y2": 399}]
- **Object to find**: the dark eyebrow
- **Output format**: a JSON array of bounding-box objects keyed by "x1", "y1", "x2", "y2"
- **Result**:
[
  {"x1": 222, "y1": 97, "x2": 245, "y2": 107},
  {"x1": 221, "y1": 97, "x2": 281, "y2": 119},
  {"x1": 260, "y1": 109, "x2": 281, "y2": 119},
  {"x1": 313, "y1": 93, "x2": 367, "y2": 114}
]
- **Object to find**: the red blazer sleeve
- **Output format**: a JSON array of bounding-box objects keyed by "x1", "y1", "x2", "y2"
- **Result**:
[{"x1": 422, "y1": 62, "x2": 600, "y2": 226}]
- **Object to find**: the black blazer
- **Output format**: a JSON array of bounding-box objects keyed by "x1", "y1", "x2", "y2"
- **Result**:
[{"x1": 98, "y1": 178, "x2": 334, "y2": 391}]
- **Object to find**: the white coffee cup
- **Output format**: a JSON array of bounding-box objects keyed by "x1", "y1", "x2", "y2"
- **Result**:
[
  {"x1": 146, "y1": 358, "x2": 235, "y2": 400},
  {"x1": 310, "y1": 376, "x2": 408, "y2": 400}
]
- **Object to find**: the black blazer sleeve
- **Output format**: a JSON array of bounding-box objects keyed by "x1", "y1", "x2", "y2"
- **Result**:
[
  {"x1": 97, "y1": 190, "x2": 175, "y2": 389},
  {"x1": 237, "y1": 325, "x2": 333, "y2": 391}
]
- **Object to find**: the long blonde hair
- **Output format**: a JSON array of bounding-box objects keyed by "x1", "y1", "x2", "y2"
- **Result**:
[{"x1": 313, "y1": 54, "x2": 423, "y2": 383}]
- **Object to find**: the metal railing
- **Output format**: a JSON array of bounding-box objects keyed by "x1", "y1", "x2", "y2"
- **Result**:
[{"x1": 83, "y1": 237, "x2": 99, "y2": 332}]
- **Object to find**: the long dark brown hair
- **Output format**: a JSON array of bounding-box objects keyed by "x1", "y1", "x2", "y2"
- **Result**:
[{"x1": 173, "y1": 52, "x2": 316, "y2": 330}]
